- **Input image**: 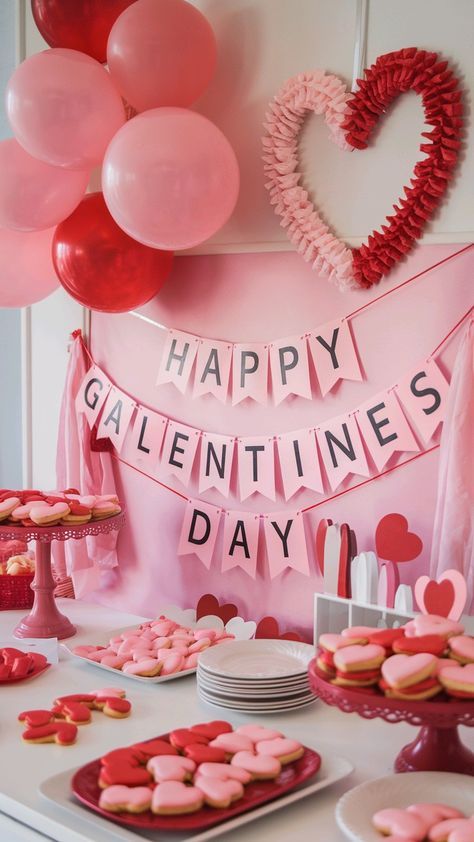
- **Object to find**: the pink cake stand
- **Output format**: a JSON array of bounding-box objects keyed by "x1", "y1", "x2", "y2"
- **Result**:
[
  {"x1": 0, "y1": 512, "x2": 125, "y2": 640},
  {"x1": 309, "y1": 659, "x2": 474, "y2": 775}
]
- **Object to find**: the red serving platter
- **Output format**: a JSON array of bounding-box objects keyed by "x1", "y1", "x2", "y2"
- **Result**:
[
  {"x1": 0, "y1": 661, "x2": 50, "y2": 685},
  {"x1": 72, "y1": 733, "x2": 322, "y2": 832}
]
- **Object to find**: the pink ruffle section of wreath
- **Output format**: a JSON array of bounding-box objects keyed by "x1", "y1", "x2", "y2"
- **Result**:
[{"x1": 262, "y1": 71, "x2": 356, "y2": 291}]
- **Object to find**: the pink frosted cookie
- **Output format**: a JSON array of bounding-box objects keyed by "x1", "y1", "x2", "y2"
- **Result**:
[
  {"x1": 194, "y1": 775, "x2": 244, "y2": 808},
  {"x1": 184, "y1": 653, "x2": 199, "y2": 670},
  {"x1": 0, "y1": 497, "x2": 21, "y2": 521},
  {"x1": 429, "y1": 817, "x2": 474, "y2": 841},
  {"x1": 98, "y1": 784, "x2": 152, "y2": 813},
  {"x1": 372, "y1": 807, "x2": 429, "y2": 840},
  {"x1": 333, "y1": 643, "x2": 385, "y2": 673},
  {"x1": 194, "y1": 629, "x2": 218, "y2": 641},
  {"x1": 408, "y1": 804, "x2": 465, "y2": 827},
  {"x1": 73, "y1": 645, "x2": 103, "y2": 658},
  {"x1": 236, "y1": 724, "x2": 283, "y2": 743},
  {"x1": 319, "y1": 633, "x2": 360, "y2": 652},
  {"x1": 404, "y1": 615, "x2": 464, "y2": 640},
  {"x1": 101, "y1": 655, "x2": 130, "y2": 669},
  {"x1": 209, "y1": 733, "x2": 254, "y2": 756},
  {"x1": 160, "y1": 653, "x2": 184, "y2": 676},
  {"x1": 147, "y1": 755, "x2": 195, "y2": 783},
  {"x1": 91, "y1": 687, "x2": 126, "y2": 699},
  {"x1": 151, "y1": 781, "x2": 203, "y2": 815},
  {"x1": 256, "y1": 737, "x2": 304, "y2": 764},
  {"x1": 194, "y1": 762, "x2": 251, "y2": 784},
  {"x1": 231, "y1": 750, "x2": 281, "y2": 779},
  {"x1": 436, "y1": 658, "x2": 460, "y2": 676},
  {"x1": 438, "y1": 664, "x2": 474, "y2": 699},
  {"x1": 382, "y1": 653, "x2": 437, "y2": 690},
  {"x1": 30, "y1": 502, "x2": 70, "y2": 525},
  {"x1": 151, "y1": 637, "x2": 172, "y2": 651},
  {"x1": 122, "y1": 658, "x2": 161, "y2": 677},
  {"x1": 341, "y1": 625, "x2": 376, "y2": 643},
  {"x1": 448, "y1": 635, "x2": 474, "y2": 665},
  {"x1": 150, "y1": 621, "x2": 174, "y2": 636},
  {"x1": 188, "y1": 638, "x2": 212, "y2": 654}
]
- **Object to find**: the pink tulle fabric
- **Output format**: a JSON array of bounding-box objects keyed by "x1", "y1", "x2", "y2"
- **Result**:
[
  {"x1": 53, "y1": 331, "x2": 119, "y2": 598},
  {"x1": 262, "y1": 71, "x2": 356, "y2": 290},
  {"x1": 430, "y1": 319, "x2": 474, "y2": 612}
]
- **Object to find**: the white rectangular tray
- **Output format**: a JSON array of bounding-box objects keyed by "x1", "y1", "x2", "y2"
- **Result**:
[
  {"x1": 39, "y1": 754, "x2": 353, "y2": 842},
  {"x1": 63, "y1": 625, "x2": 197, "y2": 684}
]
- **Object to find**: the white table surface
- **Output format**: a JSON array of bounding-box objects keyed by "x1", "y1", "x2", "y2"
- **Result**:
[{"x1": 0, "y1": 600, "x2": 473, "y2": 842}]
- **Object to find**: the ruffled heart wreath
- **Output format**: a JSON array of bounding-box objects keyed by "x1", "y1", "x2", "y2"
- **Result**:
[{"x1": 263, "y1": 47, "x2": 463, "y2": 291}]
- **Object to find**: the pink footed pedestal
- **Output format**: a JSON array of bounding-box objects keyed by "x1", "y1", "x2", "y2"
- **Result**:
[
  {"x1": 309, "y1": 659, "x2": 474, "y2": 775},
  {"x1": 0, "y1": 512, "x2": 125, "y2": 640}
]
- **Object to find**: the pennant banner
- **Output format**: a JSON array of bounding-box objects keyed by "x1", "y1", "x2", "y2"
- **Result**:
[
  {"x1": 77, "y1": 342, "x2": 451, "y2": 502},
  {"x1": 308, "y1": 318, "x2": 362, "y2": 397},
  {"x1": 193, "y1": 338, "x2": 233, "y2": 403},
  {"x1": 156, "y1": 330, "x2": 200, "y2": 394},
  {"x1": 221, "y1": 510, "x2": 260, "y2": 577},
  {"x1": 263, "y1": 511, "x2": 310, "y2": 579},
  {"x1": 269, "y1": 335, "x2": 312, "y2": 405},
  {"x1": 178, "y1": 499, "x2": 221, "y2": 569},
  {"x1": 232, "y1": 342, "x2": 269, "y2": 405}
]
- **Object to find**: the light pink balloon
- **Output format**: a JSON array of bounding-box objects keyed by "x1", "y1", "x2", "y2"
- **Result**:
[
  {"x1": 0, "y1": 226, "x2": 59, "y2": 307},
  {"x1": 102, "y1": 108, "x2": 239, "y2": 250},
  {"x1": 6, "y1": 48, "x2": 125, "y2": 169},
  {"x1": 107, "y1": 0, "x2": 217, "y2": 112},
  {"x1": 0, "y1": 139, "x2": 89, "y2": 231}
]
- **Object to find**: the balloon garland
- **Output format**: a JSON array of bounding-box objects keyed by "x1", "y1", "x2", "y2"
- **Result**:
[{"x1": 263, "y1": 48, "x2": 464, "y2": 290}]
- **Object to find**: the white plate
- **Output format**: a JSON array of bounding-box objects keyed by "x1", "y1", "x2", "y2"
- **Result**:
[
  {"x1": 40, "y1": 754, "x2": 353, "y2": 842},
  {"x1": 64, "y1": 625, "x2": 198, "y2": 684},
  {"x1": 198, "y1": 640, "x2": 314, "y2": 680},
  {"x1": 197, "y1": 666, "x2": 310, "y2": 688},
  {"x1": 198, "y1": 688, "x2": 316, "y2": 713},
  {"x1": 336, "y1": 772, "x2": 474, "y2": 842},
  {"x1": 197, "y1": 674, "x2": 310, "y2": 697}
]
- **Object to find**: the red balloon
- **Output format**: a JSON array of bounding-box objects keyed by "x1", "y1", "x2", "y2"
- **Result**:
[
  {"x1": 31, "y1": 0, "x2": 135, "y2": 63},
  {"x1": 52, "y1": 193, "x2": 173, "y2": 312}
]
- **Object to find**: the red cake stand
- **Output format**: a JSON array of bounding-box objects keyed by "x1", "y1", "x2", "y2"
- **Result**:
[
  {"x1": 0, "y1": 512, "x2": 125, "y2": 640},
  {"x1": 309, "y1": 659, "x2": 474, "y2": 775}
]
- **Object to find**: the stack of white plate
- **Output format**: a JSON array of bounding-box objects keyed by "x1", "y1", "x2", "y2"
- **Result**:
[{"x1": 197, "y1": 639, "x2": 316, "y2": 713}]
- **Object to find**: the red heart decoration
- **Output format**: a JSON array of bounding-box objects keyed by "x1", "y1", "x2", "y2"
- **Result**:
[
  {"x1": 375, "y1": 513, "x2": 423, "y2": 563},
  {"x1": 254, "y1": 616, "x2": 303, "y2": 642},
  {"x1": 423, "y1": 579, "x2": 455, "y2": 617},
  {"x1": 195, "y1": 594, "x2": 238, "y2": 625},
  {"x1": 264, "y1": 48, "x2": 463, "y2": 289}
]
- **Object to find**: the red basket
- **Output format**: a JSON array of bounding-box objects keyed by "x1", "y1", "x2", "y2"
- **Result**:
[{"x1": 0, "y1": 574, "x2": 34, "y2": 610}]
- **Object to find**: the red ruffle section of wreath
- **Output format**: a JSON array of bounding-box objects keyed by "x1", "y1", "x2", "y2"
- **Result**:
[{"x1": 343, "y1": 47, "x2": 463, "y2": 289}]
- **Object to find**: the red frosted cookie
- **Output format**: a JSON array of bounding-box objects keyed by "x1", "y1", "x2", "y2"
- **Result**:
[
  {"x1": 190, "y1": 721, "x2": 233, "y2": 740},
  {"x1": 93, "y1": 696, "x2": 131, "y2": 718},
  {"x1": 367, "y1": 627, "x2": 406, "y2": 653},
  {"x1": 18, "y1": 709, "x2": 55, "y2": 727},
  {"x1": 380, "y1": 676, "x2": 442, "y2": 701},
  {"x1": 22, "y1": 721, "x2": 78, "y2": 745},
  {"x1": 332, "y1": 667, "x2": 381, "y2": 687},
  {"x1": 169, "y1": 728, "x2": 209, "y2": 752},
  {"x1": 99, "y1": 748, "x2": 152, "y2": 788},
  {"x1": 54, "y1": 693, "x2": 97, "y2": 708},
  {"x1": 393, "y1": 634, "x2": 447, "y2": 657},
  {"x1": 184, "y1": 744, "x2": 227, "y2": 764},
  {"x1": 132, "y1": 739, "x2": 178, "y2": 762},
  {"x1": 56, "y1": 701, "x2": 92, "y2": 725}
]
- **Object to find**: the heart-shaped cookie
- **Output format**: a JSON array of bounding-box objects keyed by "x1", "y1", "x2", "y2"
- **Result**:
[
  {"x1": 263, "y1": 48, "x2": 463, "y2": 289},
  {"x1": 382, "y1": 652, "x2": 437, "y2": 689}
]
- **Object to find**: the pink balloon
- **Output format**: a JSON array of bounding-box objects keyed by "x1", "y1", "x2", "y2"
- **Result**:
[
  {"x1": 0, "y1": 226, "x2": 59, "y2": 307},
  {"x1": 102, "y1": 108, "x2": 239, "y2": 250},
  {"x1": 0, "y1": 139, "x2": 89, "y2": 231},
  {"x1": 107, "y1": 0, "x2": 217, "y2": 111},
  {"x1": 6, "y1": 48, "x2": 125, "y2": 169}
]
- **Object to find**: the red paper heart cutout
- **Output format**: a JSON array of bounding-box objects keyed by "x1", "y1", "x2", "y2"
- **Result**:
[
  {"x1": 375, "y1": 513, "x2": 423, "y2": 563},
  {"x1": 254, "y1": 616, "x2": 303, "y2": 642},
  {"x1": 423, "y1": 579, "x2": 455, "y2": 617},
  {"x1": 195, "y1": 594, "x2": 238, "y2": 625}
]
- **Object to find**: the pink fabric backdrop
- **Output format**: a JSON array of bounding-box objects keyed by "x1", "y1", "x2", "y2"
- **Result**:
[{"x1": 86, "y1": 243, "x2": 473, "y2": 634}]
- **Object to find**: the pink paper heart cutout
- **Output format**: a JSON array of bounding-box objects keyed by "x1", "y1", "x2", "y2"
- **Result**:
[
  {"x1": 375, "y1": 513, "x2": 423, "y2": 563},
  {"x1": 415, "y1": 569, "x2": 467, "y2": 620}
]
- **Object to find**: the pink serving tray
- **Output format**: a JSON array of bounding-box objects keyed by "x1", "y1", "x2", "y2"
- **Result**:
[{"x1": 72, "y1": 733, "x2": 322, "y2": 832}]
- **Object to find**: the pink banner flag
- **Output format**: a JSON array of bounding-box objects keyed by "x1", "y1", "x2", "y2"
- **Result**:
[
  {"x1": 238, "y1": 435, "x2": 276, "y2": 501},
  {"x1": 232, "y1": 343, "x2": 269, "y2": 405},
  {"x1": 263, "y1": 511, "x2": 310, "y2": 579},
  {"x1": 96, "y1": 386, "x2": 136, "y2": 452},
  {"x1": 156, "y1": 329, "x2": 199, "y2": 394},
  {"x1": 269, "y1": 335, "x2": 312, "y2": 405},
  {"x1": 193, "y1": 339, "x2": 233, "y2": 403},
  {"x1": 199, "y1": 432, "x2": 235, "y2": 498},
  {"x1": 317, "y1": 412, "x2": 371, "y2": 491},
  {"x1": 75, "y1": 365, "x2": 112, "y2": 428},
  {"x1": 277, "y1": 428, "x2": 324, "y2": 500},
  {"x1": 122, "y1": 406, "x2": 168, "y2": 470},
  {"x1": 356, "y1": 390, "x2": 420, "y2": 471},
  {"x1": 222, "y1": 510, "x2": 260, "y2": 578},
  {"x1": 395, "y1": 358, "x2": 450, "y2": 444},
  {"x1": 308, "y1": 319, "x2": 362, "y2": 396},
  {"x1": 160, "y1": 420, "x2": 201, "y2": 487},
  {"x1": 178, "y1": 499, "x2": 221, "y2": 569}
]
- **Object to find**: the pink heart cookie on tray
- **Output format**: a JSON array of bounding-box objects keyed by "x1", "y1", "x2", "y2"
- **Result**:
[
  {"x1": 235, "y1": 724, "x2": 283, "y2": 743},
  {"x1": 99, "y1": 784, "x2": 152, "y2": 814},
  {"x1": 372, "y1": 807, "x2": 429, "y2": 840},
  {"x1": 147, "y1": 755, "x2": 195, "y2": 783},
  {"x1": 194, "y1": 775, "x2": 244, "y2": 809},
  {"x1": 29, "y1": 502, "x2": 70, "y2": 525},
  {"x1": 151, "y1": 781, "x2": 203, "y2": 816},
  {"x1": 193, "y1": 762, "x2": 251, "y2": 784},
  {"x1": 404, "y1": 614, "x2": 464, "y2": 639},
  {"x1": 333, "y1": 644, "x2": 385, "y2": 672},
  {"x1": 381, "y1": 653, "x2": 437, "y2": 689},
  {"x1": 448, "y1": 635, "x2": 474, "y2": 664},
  {"x1": 0, "y1": 497, "x2": 21, "y2": 519},
  {"x1": 231, "y1": 751, "x2": 281, "y2": 779}
]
